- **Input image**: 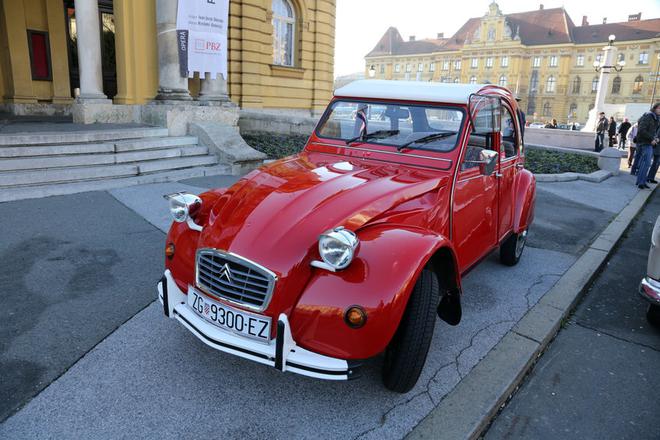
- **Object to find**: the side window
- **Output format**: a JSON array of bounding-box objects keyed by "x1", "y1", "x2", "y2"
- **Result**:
[
  {"x1": 462, "y1": 96, "x2": 500, "y2": 171},
  {"x1": 501, "y1": 106, "x2": 519, "y2": 159}
]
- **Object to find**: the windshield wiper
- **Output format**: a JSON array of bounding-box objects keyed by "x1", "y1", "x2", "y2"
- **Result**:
[
  {"x1": 346, "y1": 130, "x2": 400, "y2": 145},
  {"x1": 397, "y1": 131, "x2": 457, "y2": 151}
]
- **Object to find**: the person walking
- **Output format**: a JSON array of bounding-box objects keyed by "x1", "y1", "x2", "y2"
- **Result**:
[
  {"x1": 618, "y1": 117, "x2": 631, "y2": 151},
  {"x1": 628, "y1": 122, "x2": 638, "y2": 169},
  {"x1": 608, "y1": 116, "x2": 617, "y2": 147},
  {"x1": 634, "y1": 103, "x2": 660, "y2": 189},
  {"x1": 595, "y1": 112, "x2": 608, "y2": 152},
  {"x1": 647, "y1": 125, "x2": 660, "y2": 184}
]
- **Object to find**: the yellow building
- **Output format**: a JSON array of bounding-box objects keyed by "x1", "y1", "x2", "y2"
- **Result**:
[
  {"x1": 0, "y1": 0, "x2": 335, "y2": 117},
  {"x1": 365, "y1": 2, "x2": 660, "y2": 124}
]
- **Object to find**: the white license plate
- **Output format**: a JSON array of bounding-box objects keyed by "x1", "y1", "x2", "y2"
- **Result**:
[{"x1": 187, "y1": 289, "x2": 271, "y2": 343}]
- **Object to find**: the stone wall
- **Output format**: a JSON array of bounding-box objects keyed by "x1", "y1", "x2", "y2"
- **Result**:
[
  {"x1": 238, "y1": 108, "x2": 320, "y2": 135},
  {"x1": 525, "y1": 127, "x2": 598, "y2": 151}
]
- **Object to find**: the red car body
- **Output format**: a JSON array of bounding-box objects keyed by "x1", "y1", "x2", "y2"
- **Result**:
[{"x1": 158, "y1": 81, "x2": 536, "y2": 389}]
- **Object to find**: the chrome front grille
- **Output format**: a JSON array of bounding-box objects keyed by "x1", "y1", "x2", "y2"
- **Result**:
[{"x1": 195, "y1": 249, "x2": 277, "y2": 311}]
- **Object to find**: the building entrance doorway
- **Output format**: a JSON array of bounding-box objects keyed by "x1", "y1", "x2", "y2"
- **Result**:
[{"x1": 64, "y1": 0, "x2": 116, "y2": 99}]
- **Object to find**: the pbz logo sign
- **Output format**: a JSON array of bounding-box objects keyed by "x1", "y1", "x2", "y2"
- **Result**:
[{"x1": 194, "y1": 39, "x2": 222, "y2": 52}]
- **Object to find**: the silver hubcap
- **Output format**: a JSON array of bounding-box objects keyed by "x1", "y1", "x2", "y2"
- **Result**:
[{"x1": 515, "y1": 230, "x2": 528, "y2": 258}]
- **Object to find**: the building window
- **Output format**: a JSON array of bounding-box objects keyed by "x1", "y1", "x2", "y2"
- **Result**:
[
  {"x1": 542, "y1": 102, "x2": 551, "y2": 117},
  {"x1": 530, "y1": 73, "x2": 538, "y2": 92},
  {"x1": 572, "y1": 76, "x2": 581, "y2": 94},
  {"x1": 611, "y1": 76, "x2": 621, "y2": 94},
  {"x1": 442, "y1": 60, "x2": 449, "y2": 70},
  {"x1": 595, "y1": 53, "x2": 603, "y2": 64},
  {"x1": 486, "y1": 57, "x2": 493, "y2": 68},
  {"x1": 272, "y1": 0, "x2": 296, "y2": 67},
  {"x1": 471, "y1": 58, "x2": 478, "y2": 68},
  {"x1": 533, "y1": 56, "x2": 541, "y2": 68},
  {"x1": 454, "y1": 60, "x2": 462, "y2": 70},
  {"x1": 576, "y1": 54, "x2": 584, "y2": 66},
  {"x1": 395, "y1": 64, "x2": 400, "y2": 73},
  {"x1": 469, "y1": 76, "x2": 477, "y2": 84},
  {"x1": 27, "y1": 30, "x2": 52, "y2": 80},
  {"x1": 418, "y1": 63, "x2": 424, "y2": 72},
  {"x1": 591, "y1": 77, "x2": 599, "y2": 93},
  {"x1": 633, "y1": 75, "x2": 644, "y2": 94},
  {"x1": 546, "y1": 75, "x2": 556, "y2": 93},
  {"x1": 406, "y1": 64, "x2": 412, "y2": 72},
  {"x1": 430, "y1": 62, "x2": 436, "y2": 72},
  {"x1": 499, "y1": 75, "x2": 507, "y2": 87},
  {"x1": 454, "y1": 77, "x2": 460, "y2": 83},
  {"x1": 487, "y1": 27, "x2": 496, "y2": 41},
  {"x1": 549, "y1": 55, "x2": 558, "y2": 67},
  {"x1": 501, "y1": 56, "x2": 509, "y2": 67},
  {"x1": 617, "y1": 53, "x2": 625, "y2": 63},
  {"x1": 569, "y1": 103, "x2": 578, "y2": 118},
  {"x1": 380, "y1": 64, "x2": 385, "y2": 74},
  {"x1": 639, "y1": 52, "x2": 649, "y2": 64}
]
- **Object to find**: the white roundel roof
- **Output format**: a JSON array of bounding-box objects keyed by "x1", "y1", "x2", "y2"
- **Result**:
[{"x1": 334, "y1": 80, "x2": 488, "y2": 104}]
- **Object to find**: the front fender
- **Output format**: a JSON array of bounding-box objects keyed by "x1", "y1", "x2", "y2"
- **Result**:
[
  {"x1": 289, "y1": 224, "x2": 456, "y2": 360},
  {"x1": 513, "y1": 169, "x2": 536, "y2": 233}
]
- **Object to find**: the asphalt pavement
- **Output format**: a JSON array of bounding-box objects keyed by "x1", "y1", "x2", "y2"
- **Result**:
[
  {"x1": 0, "y1": 172, "x2": 645, "y2": 438},
  {"x1": 485, "y1": 189, "x2": 660, "y2": 440}
]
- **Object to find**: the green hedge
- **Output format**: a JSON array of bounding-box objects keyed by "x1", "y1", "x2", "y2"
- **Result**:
[{"x1": 243, "y1": 132, "x2": 600, "y2": 175}]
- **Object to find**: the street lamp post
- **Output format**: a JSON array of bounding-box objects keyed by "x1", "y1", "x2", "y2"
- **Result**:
[
  {"x1": 583, "y1": 35, "x2": 625, "y2": 132},
  {"x1": 368, "y1": 65, "x2": 376, "y2": 78}
]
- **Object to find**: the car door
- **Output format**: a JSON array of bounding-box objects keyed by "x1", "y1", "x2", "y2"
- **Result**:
[
  {"x1": 497, "y1": 104, "x2": 521, "y2": 241},
  {"x1": 452, "y1": 132, "x2": 499, "y2": 271}
]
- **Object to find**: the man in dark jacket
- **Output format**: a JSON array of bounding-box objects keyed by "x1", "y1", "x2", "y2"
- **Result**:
[
  {"x1": 618, "y1": 117, "x2": 632, "y2": 150},
  {"x1": 594, "y1": 112, "x2": 608, "y2": 152},
  {"x1": 635, "y1": 103, "x2": 660, "y2": 189},
  {"x1": 647, "y1": 124, "x2": 660, "y2": 184}
]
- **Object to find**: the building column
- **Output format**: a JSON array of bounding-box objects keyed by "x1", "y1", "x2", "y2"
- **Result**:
[
  {"x1": 199, "y1": 73, "x2": 230, "y2": 102},
  {"x1": 74, "y1": 0, "x2": 108, "y2": 101},
  {"x1": 155, "y1": 0, "x2": 191, "y2": 101}
]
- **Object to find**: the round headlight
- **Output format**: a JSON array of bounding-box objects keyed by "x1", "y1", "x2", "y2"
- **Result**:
[
  {"x1": 164, "y1": 192, "x2": 202, "y2": 223},
  {"x1": 318, "y1": 227, "x2": 359, "y2": 270}
]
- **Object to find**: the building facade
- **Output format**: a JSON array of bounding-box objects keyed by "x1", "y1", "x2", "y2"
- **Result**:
[
  {"x1": 0, "y1": 0, "x2": 335, "y2": 117},
  {"x1": 365, "y1": 2, "x2": 660, "y2": 124}
]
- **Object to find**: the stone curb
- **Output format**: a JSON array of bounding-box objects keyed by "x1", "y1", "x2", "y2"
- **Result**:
[
  {"x1": 407, "y1": 185, "x2": 657, "y2": 440},
  {"x1": 535, "y1": 169, "x2": 613, "y2": 183}
]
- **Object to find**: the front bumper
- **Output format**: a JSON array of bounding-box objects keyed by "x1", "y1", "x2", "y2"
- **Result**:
[
  {"x1": 639, "y1": 277, "x2": 660, "y2": 305},
  {"x1": 157, "y1": 270, "x2": 360, "y2": 381}
]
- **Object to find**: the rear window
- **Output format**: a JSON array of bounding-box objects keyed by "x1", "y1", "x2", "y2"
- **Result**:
[{"x1": 316, "y1": 100, "x2": 465, "y2": 152}]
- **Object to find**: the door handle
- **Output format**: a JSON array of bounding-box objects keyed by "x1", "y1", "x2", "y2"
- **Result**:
[
  {"x1": 515, "y1": 163, "x2": 524, "y2": 170},
  {"x1": 494, "y1": 172, "x2": 503, "y2": 178}
]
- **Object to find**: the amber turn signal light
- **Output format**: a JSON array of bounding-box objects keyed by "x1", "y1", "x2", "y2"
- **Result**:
[
  {"x1": 344, "y1": 306, "x2": 367, "y2": 329},
  {"x1": 165, "y1": 243, "x2": 175, "y2": 259}
]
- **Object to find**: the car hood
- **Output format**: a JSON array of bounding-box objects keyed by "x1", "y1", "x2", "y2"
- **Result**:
[{"x1": 198, "y1": 151, "x2": 448, "y2": 294}]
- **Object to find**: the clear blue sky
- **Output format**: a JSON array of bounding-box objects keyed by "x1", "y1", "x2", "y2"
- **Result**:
[{"x1": 335, "y1": 0, "x2": 660, "y2": 77}]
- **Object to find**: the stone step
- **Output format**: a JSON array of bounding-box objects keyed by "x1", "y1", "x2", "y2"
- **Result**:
[
  {"x1": 113, "y1": 136, "x2": 198, "y2": 152},
  {"x1": 0, "y1": 146, "x2": 210, "y2": 171},
  {"x1": 0, "y1": 164, "x2": 139, "y2": 187},
  {"x1": 0, "y1": 164, "x2": 234, "y2": 203},
  {"x1": 137, "y1": 155, "x2": 218, "y2": 174},
  {"x1": 0, "y1": 127, "x2": 169, "y2": 147},
  {"x1": 0, "y1": 143, "x2": 115, "y2": 158}
]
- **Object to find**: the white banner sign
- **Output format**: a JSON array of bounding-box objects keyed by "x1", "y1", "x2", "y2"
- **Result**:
[{"x1": 176, "y1": 0, "x2": 229, "y2": 80}]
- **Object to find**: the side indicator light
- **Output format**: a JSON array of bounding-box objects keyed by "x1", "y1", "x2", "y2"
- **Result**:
[
  {"x1": 165, "y1": 243, "x2": 176, "y2": 259},
  {"x1": 344, "y1": 306, "x2": 367, "y2": 329}
]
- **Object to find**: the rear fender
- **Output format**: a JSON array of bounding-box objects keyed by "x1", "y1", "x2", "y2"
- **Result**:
[
  {"x1": 290, "y1": 224, "x2": 460, "y2": 360},
  {"x1": 513, "y1": 169, "x2": 536, "y2": 233}
]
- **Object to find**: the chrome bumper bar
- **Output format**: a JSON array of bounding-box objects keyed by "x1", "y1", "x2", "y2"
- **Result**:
[
  {"x1": 639, "y1": 277, "x2": 660, "y2": 305},
  {"x1": 157, "y1": 270, "x2": 361, "y2": 381}
]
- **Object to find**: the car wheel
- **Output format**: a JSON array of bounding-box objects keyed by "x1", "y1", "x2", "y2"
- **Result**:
[
  {"x1": 500, "y1": 229, "x2": 528, "y2": 266},
  {"x1": 382, "y1": 266, "x2": 441, "y2": 393},
  {"x1": 647, "y1": 304, "x2": 660, "y2": 327}
]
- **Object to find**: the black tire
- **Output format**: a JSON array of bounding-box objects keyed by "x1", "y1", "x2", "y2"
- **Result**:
[
  {"x1": 647, "y1": 304, "x2": 660, "y2": 327},
  {"x1": 500, "y1": 229, "x2": 528, "y2": 266},
  {"x1": 382, "y1": 267, "x2": 441, "y2": 393}
]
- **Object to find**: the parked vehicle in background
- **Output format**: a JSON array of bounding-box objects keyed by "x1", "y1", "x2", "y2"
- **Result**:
[
  {"x1": 157, "y1": 80, "x2": 536, "y2": 393},
  {"x1": 640, "y1": 215, "x2": 660, "y2": 326},
  {"x1": 529, "y1": 122, "x2": 545, "y2": 128}
]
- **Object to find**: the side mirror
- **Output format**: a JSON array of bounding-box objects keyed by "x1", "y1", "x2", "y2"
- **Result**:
[{"x1": 479, "y1": 149, "x2": 499, "y2": 176}]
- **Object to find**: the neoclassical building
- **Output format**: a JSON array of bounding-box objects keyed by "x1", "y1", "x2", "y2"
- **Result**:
[
  {"x1": 0, "y1": 0, "x2": 335, "y2": 117},
  {"x1": 365, "y1": 2, "x2": 660, "y2": 124}
]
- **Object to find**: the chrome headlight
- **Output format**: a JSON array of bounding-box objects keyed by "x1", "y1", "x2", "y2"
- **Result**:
[
  {"x1": 163, "y1": 192, "x2": 202, "y2": 224},
  {"x1": 318, "y1": 227, "x2": 359, "y2": 270}
]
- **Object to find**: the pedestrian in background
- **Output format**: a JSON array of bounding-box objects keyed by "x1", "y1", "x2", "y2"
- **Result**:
[
  {"x1": 618, "y1": 117, "x2": 631, "y2": 151},
  {"x1": 608, "y1": 116, "x2": 617, "y2": 147},
  {"x1": 594, "y1": 112, "x2": 608, "y2": 152},
  {"x1": 628, "y1": 122, "x2": 638, "y2": 169},
  {"x1": 634, "y1": 103, "x2": 660, "y2": 189},
  {"x1": 647, "y1": 125, "x2": 660, "y2": 184}
]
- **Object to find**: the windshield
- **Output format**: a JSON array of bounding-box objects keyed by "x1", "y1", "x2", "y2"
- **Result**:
[{"x1": 316, "y1": 100, "x2": 465, "y2": 152}]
